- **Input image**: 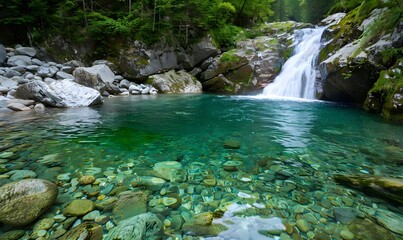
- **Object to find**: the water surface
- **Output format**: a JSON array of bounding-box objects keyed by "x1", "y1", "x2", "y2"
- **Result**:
[{"x1": 1, "y1": 94, "x2": 402, "y2": 239}]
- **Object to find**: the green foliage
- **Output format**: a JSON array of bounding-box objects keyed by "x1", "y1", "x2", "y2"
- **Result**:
[
  {"x1": 381, "y1": 48, "x2": 403, "y2": 68},
  {"x1": 220, "y1": 49, "x2": 240, "y2": 63},
  {"x1": 211, "y1": 25, "x2": 245, "y2": 49}
]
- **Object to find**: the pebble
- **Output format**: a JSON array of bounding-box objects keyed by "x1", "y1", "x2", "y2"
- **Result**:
[
  {"x1": 106, "y1": 221, "x2": 114, "y2": 230},
  {"x1": 340, "y1": 230, "x2": 354, "y2": 240},
  {"x1": 296, "y1": 219, "x2": 311, "y2": 233},
  {"x1": 37, "y1": 230, "x2": 47, "y2": 237},
  {"x1": 79, "y1": 175, "x2": 96, "y2": 185}
]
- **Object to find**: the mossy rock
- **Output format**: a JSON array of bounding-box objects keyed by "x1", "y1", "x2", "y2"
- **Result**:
[
  {"x1": 365, "y1": 59, "x2": 403, "y2": 122},
  {"x1": 334, "y1": 174, "x2": 403, "y2": 205}
]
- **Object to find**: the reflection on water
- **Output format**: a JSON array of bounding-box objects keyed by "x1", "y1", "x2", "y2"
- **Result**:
[{"x1": 56, "y1": 107, "x2": 102, "y2": 127}]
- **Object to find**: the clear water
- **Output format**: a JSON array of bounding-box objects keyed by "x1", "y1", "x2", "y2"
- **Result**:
[
  {"x1": 262, "y1": 27, "x2": 325, "y2": 99},
  {"x1": 1, "y1": 95, "x2": 402, "y2": 239}
]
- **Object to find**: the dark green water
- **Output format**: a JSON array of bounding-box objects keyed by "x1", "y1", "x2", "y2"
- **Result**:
[{"x1": 1, "y1": 94, "x2": 402, "y2": 239}]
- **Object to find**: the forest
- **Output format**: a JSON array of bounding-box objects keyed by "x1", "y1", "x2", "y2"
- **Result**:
[{"x1": 0, "y1": 0, "x2": 337, "y2": 48}]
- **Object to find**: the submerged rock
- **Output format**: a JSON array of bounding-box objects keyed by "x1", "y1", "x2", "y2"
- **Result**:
[
  {"x1": 64, "y1": 199, "x2": 95, "y2": 217},
  {"x1": 0, "y1": 179, "x2": 58, "y2": 226},
  {"x1": 59, "y1": 222, "x2": 102, "y2": 240},
  {"x1": 348, "y1": 218, "x2": 396, "y2": 240},
  {"x1": 147, "y1": 70, "x2": 202, "y2": 93},
  {"x1": 104, "y1": 213, "x2": 163, "y2": 240},
  {"x1": 334, "y1": 174, "x2": 403, "y2": 205},
  {"x1": 112, "y1": 191, "x2": 148, "y2": 222},
  {"x1": 15, "y1": 80, "x2": 103, "y2": 107}
]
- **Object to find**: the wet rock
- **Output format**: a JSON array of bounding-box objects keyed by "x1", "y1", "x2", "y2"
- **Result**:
[
  {"x1": 334, "y1": 174, "x2": 403, "y2": 205},
  {"x1": 147, "y1": 70, "x2": 202, "y2": 93},
  {"x1": 340, "y1": 230, "x2": 354, "y2": 240},
  {"x1": 112, "y1": 191, "x2": 148, "y2": 222},
  {"x1": 7, "y1": 102, "x2": 31, "y2": 111},
  {"x1": 0, "y1": 179, "x2": 58, "y2": 226},
  {"x1": 364, "y1": 59, "x2": 403, "y2": 122},
  {"x1": 64, "y1": 199, "x2": 95, "y2": 217},
  {"x1": 333, "y1": 207, "x2": 358, "y2": 224},
  {"x1": 131, "y1": 176, "x2": 166, "y2": 191},
  {"x1": 55, "y1": 71, "x2": 74, "y2": 80},
  {"x1": 373, "y1": 208, "x2": 403, "y2": 234},
  {"x1": 224, "y1": 139, "x2": 241, "y2": 149},
  {"x1": 104, "y1": 213, "x2": 163, "y2": 240},
  {"x1": 15, "y1": 80, "x2": 103, "y2": 107},
  {"x1": 296, "y1": 219, "x2": 311, "y2": 233},
  {"x1": 348, "y1": 218, "x2": 396, "y2": 240},
  {"x1": 0, "y1": 230, "x2": 26, "y2": 240},
  {"x1": 79, "y1": 175, "x2": 96, "y2": 185},
  {"x1": 36, "y1": 66, "x2": 58, "y2": 78},
  {"x1": 59, "y1": 222, "x2": 102, "y2": 240},
  {"x1": 153, "y1": 161, "x2": 182, "y2": 181},
  {"x1": 222, "y1": 161, "x2": 242, "y2": 172}
]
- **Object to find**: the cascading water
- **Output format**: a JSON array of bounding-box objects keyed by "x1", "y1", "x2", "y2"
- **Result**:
[{"x1": 261, "y1": 27, "x2": 325, "y2": 99}]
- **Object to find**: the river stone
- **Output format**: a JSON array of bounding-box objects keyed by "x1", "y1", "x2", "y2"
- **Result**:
[
  {"x1": 33, "y1": 218, "x2": 55, "y2": 231},
  {"x1": 7, "y1": 102, "x2": 31, "y2": 111},
  {"x1": 64, "y1": 199, "x2": 95, "y2": 217},
  {"x1": 55, "y1": 71, "x2": 74, "y2": 80},
  {"x1": 15, "y1": 80, "x2": 103, "y2": 107},
  {"x1": 348, "y1": 219, "x2": 396, "y2": 240},
  {"x1": 104, "y1": 213, "x2": 163, "y2": 240},
  {"x1": 15, "y1": 47, "x2": 37, "y2": 57},
  {"x1": 7, "y1": 99, "x2": 35, "y2": 106},
  {"x1": 36, "y1": 66, "x2": 59, "y2": 78},
  {"x1": 153, "y1": 161, "x2": 182, "y2": 181},
  {"x1": 296, "y1": 219, "x2": 311, "y2": 233},
  {"x1": 0, "y1": 230, "x2": 26, "y2": 240},
  {"x1": 7, "y1": 55, "x2": 32, "y2": 66},
  {"x1": 131, "y1": 176, "x2": 166, "y2": 191},
  {"x1": 147, "y1": 70, "x2": 202, "y2": 93},
  {"x1": 112, "y1": 191, "x2": 148, "y2": 222},
  {"x1": 224, "y1": 139, "x2": 241, "y2": 149},
  {"x1": 79, "y1": 175, "x2": 96, "y2": 185},
  {"x1": 333, "y1": 207, "x2": 357, "y2": 224},
  {"x1": 59, "y1": 222, "x2": 102, "y2": 240},
  {"x1": 0, "y1": 179, "x2": 58, "y2": 226}
]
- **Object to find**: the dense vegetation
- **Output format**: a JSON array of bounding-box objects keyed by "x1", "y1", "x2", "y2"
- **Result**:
[{"x1": 0, "y1": 0, "x2": 335, "y2": 49}]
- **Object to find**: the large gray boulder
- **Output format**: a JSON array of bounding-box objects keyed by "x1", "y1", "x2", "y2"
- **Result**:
[
  {"x1": 104, "y1": 213, "x2": 163, "y2": 240},
  {"x1": 15, "y1": 80, "x2": 103, "y2": 107},
  {"x1": 0, "y1": 179, "x2": 58, "y2": 226},
  {"x1": 73, "y1": 64, "x2": 115, "y2": 92},
  {"x1": 6, "y1": 55, "x2": 32, "y2": 67},
  {"x1": 0, "y1": 44, "x2": 6, "y2": 66},
  {"x1": 147, "y1": 70, "x2": 202, "y2": 93},
  {"x1": 15, "y1": 47, "x2": 37, "y2": 57}
]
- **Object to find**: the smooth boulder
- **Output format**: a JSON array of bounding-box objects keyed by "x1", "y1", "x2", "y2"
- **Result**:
[
  {"x1": 73, "y1": 64, "x2": 115, "y2": 92},
  {"x1": 0, "y1": 179, "x2": 58, "y2": 226},
  {"x1": 15, "y1": 80, "x2": 103, "y2": 107},
  {"x1": 104, "y1": 213, "x2": 163, "y2": 240},
  {"x1": 147, "y1": 70, "x2": 202, "y2": 93}
]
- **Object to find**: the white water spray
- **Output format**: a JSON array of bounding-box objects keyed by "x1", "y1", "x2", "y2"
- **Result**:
[{"x1": 261, "y1": 27, "x2": 325, "y2": 99}]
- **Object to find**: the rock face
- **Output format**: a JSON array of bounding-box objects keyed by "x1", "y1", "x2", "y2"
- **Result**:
[
  {"x1": 201, "y1": 22, "x2": 308, "y2": 94},
  {"x1": 147, "y1": 70, "x2": 202, "y2": 93},
  {"x1": 117, "y1": 36, "x2": 219, "y2": 81},
  {"x1": 73, "y1": 64, "x2": 115, "y2": 93},
  {"x1": 318, "y1": 7, "x2": 403, "y2": 108},
  {"x1": 104, "y1": 213, "x2": 163, "y2": 240},
  {"x1": 364, "y1": 59, "x2": 403, "y2": 121},
  {"x1": 334, "y1": 174, "x2": 403, "y2": 205},
  {"x1": 15, "y1": 80, "x2": 103, "y2": 107},
  {"x1": 0, "y1": 179, "x2": 58, "y2": 226}
]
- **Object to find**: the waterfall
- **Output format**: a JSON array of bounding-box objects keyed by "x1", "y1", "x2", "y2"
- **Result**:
[{"x1": 261, "y1": 27, "x2": 325, "y2": 99}]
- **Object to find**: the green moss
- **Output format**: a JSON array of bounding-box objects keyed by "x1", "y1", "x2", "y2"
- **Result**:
[
  {"x1": 220, "y1": 50, "x2": 240, "y2": 63},
  {"x1": 365, "y1": 59, "x2": 403, "y2": 122}
]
